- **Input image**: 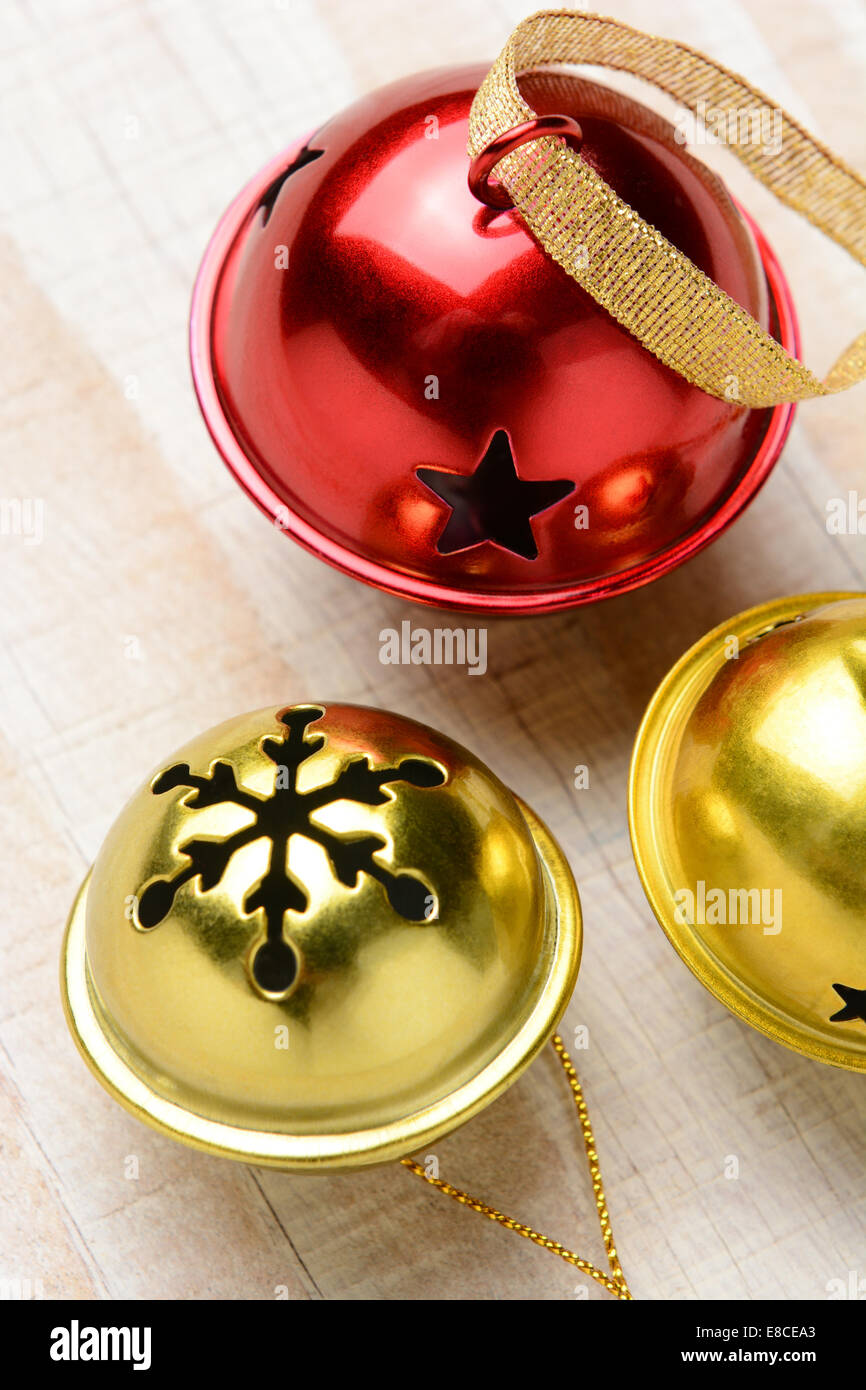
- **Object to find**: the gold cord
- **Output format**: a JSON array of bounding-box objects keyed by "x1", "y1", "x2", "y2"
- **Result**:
[
  {"x1": 401, "y1": 1033, "x2": 632, "y2": 1300},
  {"x1": 469, "y1": 9, "x2": 866, "y2": 406}
]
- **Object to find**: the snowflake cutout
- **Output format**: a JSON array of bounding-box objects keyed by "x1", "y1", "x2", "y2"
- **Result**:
[{"x1": 135, "y1": 705, "x2": 446, "y2": 998}]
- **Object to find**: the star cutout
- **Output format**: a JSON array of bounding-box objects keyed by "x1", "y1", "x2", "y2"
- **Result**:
[
  {"x1": 830, "y1": 983, "x2": 866, "y2": 1025},
  {"x1": 417, "y1": 429, "x2": 574, "y2": 560},
  {"x1": 259, "y1": 144, "x2": 324, "y2": 226}
]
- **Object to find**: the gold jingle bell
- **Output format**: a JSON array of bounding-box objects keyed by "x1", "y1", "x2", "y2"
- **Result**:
[
  {"x1": 629, "y1": 592, "x2": 866, "y2": 1071},
  {"x1": 62, "y1": 703, "x2": 581, "y2": 1170}
]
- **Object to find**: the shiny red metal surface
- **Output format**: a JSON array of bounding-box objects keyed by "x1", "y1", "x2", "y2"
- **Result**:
[{"x1": 190, "y1": 65, "x2": 798, "y2": 615}]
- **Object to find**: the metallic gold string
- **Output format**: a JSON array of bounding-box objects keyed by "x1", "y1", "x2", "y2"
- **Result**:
[
  {"x1": 402, "y1": 1033, "x2": 632, "y2": 1300},
  {"x1": 468, "y1": 9, "x2": 866, "y2": 405}
]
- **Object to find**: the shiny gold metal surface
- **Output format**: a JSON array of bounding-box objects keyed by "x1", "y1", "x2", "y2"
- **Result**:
[
  {"x1": 629, "y1": 592, "x2": 866, "y2": 1070},
  {"x1": 62, "y1": 703, "x2": 581, "y2": 1169}
]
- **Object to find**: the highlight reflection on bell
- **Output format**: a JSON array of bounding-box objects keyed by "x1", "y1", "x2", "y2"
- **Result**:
[
  {"x1": 61, "y1": 703, "x2": 581, "y2": 1168},
  {"x1": 629, "y1": 593, "x2": 866, "y2": 1070},
  {"x1": 190, "y1": 66, "x2": 797, "y2": 614}
]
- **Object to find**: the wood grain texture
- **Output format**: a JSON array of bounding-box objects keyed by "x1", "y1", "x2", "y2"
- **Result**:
[{"x1": 0, "y1": 0, "x2": 864, "y2": 1301}]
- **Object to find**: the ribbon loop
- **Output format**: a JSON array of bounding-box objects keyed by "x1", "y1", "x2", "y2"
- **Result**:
[{"x1": 468, "y1": 9, "x2": 866, "y2": 406}]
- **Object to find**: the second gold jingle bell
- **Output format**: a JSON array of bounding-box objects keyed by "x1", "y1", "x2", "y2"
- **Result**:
[{"x1": 630, "y1": 591, "x2": 866, "y2": 1073}]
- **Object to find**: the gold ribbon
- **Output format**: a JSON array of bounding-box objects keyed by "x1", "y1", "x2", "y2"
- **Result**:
[{"x1": 468, "y1": 9, "x2": 866, "y2": 406}]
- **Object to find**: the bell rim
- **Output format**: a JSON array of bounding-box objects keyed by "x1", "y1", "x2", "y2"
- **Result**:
[
  {"x1": 628, "y1": 589, "x2": 866, "y2": 1072},
  {"x1": 190, "y1": 132, "x2": 798, "y2": 617},
  {"x1": 60, "y1": 796, "x2": 582, "y2": 1170}
]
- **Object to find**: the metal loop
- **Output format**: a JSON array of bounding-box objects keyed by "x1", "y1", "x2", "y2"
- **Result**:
[{"x1": 468, "y1": 114, "x2": 583, "y2": 210}]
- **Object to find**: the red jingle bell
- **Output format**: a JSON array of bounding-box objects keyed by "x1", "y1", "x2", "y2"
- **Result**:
[{"x1": 191, "y1": 65, "x2": 796, "y2": 614}]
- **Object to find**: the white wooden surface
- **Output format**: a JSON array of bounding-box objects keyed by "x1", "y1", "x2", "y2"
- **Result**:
[{"x1": 1, "y1": 0, "x2": 864, "y2": 1301}]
